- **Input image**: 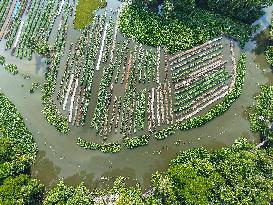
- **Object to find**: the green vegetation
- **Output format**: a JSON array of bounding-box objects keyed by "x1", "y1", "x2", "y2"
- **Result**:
[
  {"x1": 0, "y1": 175, "x2": 44, "y2": 205},
  {"x1": 77, "y1": 137, "x2": 121, "y2": 153},
  {"x1": 2, "y1": 64, "x2": 18, "y2": 75},
  {"x1": 0, "y1": 92, "x2": 37, "y2": 182},
  {"x1": 43, "y1": 181, "x2": 93, "y2": 204},
  {"x1": 29, "y1": 82, "x2": 41, "y2": 94},
  {"x1": 266, "y1": 46, "x2": 273, "y2": 65},
  {"x1": 265, "y1": 11, "x2": 273, "y2": 66},
  {"x1": 202, "y1": 0, "x2": 273, "y2": 24},
  {"x1": 74, "y1": 0, "x2": 107, "y2": 30},
  {"x1": 0, "y1": 55, "x2": 5, "y2": 65},
  {"x1": 0, "y1": 92, "x2": 43, "y2": 203},
  {"x1": 151, "y1": 138, "x2": 273, "y2": 204},
  {"x1": 123, "y1": 135, "x2": 150, "y2": 149},
  {"x1": 155, "y1": 53, "x2": 246, "y2": 140},
  {"x1": 250, "y1": 85, "x2": 273, "y2": 142},
  {"x1": 119, "y1": 3, "x2": 254, "y2": 53}
]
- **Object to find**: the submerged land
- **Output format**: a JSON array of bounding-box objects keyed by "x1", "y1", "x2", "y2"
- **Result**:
[{"x1": 0, "y1": 0, "x2": 273, "y2": 204}]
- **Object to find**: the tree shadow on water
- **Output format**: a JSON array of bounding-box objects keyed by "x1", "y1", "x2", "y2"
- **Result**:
[{"x1": 31, "y1": 151, "x2": 61, "y2": 189}]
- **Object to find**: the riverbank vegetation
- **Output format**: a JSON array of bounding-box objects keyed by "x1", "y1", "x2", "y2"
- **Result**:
[
  {"x1": 150, "y1": 138, "x2": 273, "y2": 204},
  {"x1": 74, "y1": 0, "x2": 107, "y2": 29},
  {"x1": 0, "y1": 55, "x2": 18, "y2": 75},
  {"x1": 4, "y1": 63, "x2": 18, "y2": 75},
  {"x1": 0, "y1": 92, "x2": 44, "y2": 203},
  {"x1": 266, "y1": 11, "x2": 273, "y2": 66},
  {"x1": 250, "y1": 85, "x2": 273, "y2": 143},
  {"x1": 77, "y1": 137, "x2": 122, "y2": 153}
]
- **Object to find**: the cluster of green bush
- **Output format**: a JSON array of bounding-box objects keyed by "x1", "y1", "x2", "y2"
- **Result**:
[
  {"x1": 265, "y1": 11, "x2": 273, "y2": 66},
  {"x1": 249, "y1": 85, "x2": 273, "y2": 142},
  {"x1": 77, "y1": 137, "x2": 121, "y2": 153},
  {"x1": 151, "y1": 138, "x2": 273, "y2": 204},
  {"x1": 120, "y1": 0, "x2": 259, "y2": 53},
  {"x1": 0, "y1": 92, "x2": 44, "y2": 203},
  {"x1": 135, "y1": 0, "x2": 271, "y2": 24},
  {"x1": 123, "y1": 135, "x2": 150, "y2": 149},
  {"x1": 0, "y1": 55, "x2": 19, "y2": 75}
]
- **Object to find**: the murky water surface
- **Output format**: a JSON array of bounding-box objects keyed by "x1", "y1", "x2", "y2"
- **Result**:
[{"x1": 0, "y1": 1, "x2": 273, "y2": 190}]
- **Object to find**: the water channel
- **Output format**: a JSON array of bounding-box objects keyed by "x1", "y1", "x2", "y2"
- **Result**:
[{"x1": 0, "y1": 1, "x2": 273, "y2": 191}]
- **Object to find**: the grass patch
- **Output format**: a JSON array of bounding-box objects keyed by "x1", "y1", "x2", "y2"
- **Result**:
[{"x1": 74, "y1": 0, "x2": 107, "y2": 30}]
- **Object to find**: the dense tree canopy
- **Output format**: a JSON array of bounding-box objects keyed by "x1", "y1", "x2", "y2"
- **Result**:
[
  {"x1": 0, "y1": 174, "x2": 44, "y2": 205},
  {"x1": 250, "y1": 85, "x2": 273, "y2": 142},
  {"x1": 204, "y1": 0, "x2": 273, "y2": 24},
  {"x1": 0, "y1": 93, "x2": 37, "y2": 183},
  {"x1": 43, "y1": 181, "x2": 93, "y2": 205},
  {"x1": 133, "y1": 0, "x2": 272, "y2": 23},
  {"x1": 152, "y1": 138, "x2": 273, "y2": 204}
]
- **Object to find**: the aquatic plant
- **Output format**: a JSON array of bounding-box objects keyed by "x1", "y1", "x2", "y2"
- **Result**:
[{"x1": 4, "y1": 64, "x2": 18, "y2": 75}]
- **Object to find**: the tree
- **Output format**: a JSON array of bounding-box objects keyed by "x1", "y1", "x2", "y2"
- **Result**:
[
  {"x1": 151, "y1": 138, "x2": 273, "y2": 204},
  {"x1": 0, "y1": 137, "x2": 16, "y2": 164},
  {"x1": 204, "y1": 0, "x2": 273, "y2": 23},
  {"x1": 0, "y1": 174, "x2": 44, "y2": 205},
  {"x1": 43, "y1": 181, "x2": 93, "y2": 205},
  {"x1": 163, "y1": 0, "x2": 196, "y2": 16},
  {"x1": 249, "y1": 85, "x2": 273, "y2": 143}
]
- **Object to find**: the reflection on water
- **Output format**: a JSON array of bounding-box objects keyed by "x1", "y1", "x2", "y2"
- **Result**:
[
  {"x1": 0, "y1": 0, "x2": 273, "y2": 190},
  {"x1": 244, "y1": 5, "x2": 273, "y2": 52},
  {"x1": 64, "y1": 171, "x2": 95, "y2": 189},
  {"x1": 31, "y1": 151, "x2": 61, "y2": 189}
]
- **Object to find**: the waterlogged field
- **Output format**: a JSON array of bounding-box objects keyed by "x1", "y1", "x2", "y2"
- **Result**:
[{"x1": 0, "y1": 0, "x2": 273, "y2": 189}]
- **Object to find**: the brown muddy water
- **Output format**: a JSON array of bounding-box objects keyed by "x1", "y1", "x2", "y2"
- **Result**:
[{"x1": 0, "y1": 1, "x2": 273, "y2": 191}]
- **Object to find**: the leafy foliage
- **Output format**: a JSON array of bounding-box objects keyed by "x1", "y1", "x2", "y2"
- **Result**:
[
  {"x1": 43, "y1": 181, "x2": 93, "y2": 205},
  {"x1": 4, "y1": 64, "x2": 18, "y2": 75},
  {"x1": 0, "y1": 55, "x2": 5, "y2": 65},
  {"x1": 0, "y1": 174, "x2": 44, "y2": 205},
  {"x1": 164, "y1": 0, "x2": 196, "y2": 14},
  {"x1": 266, "y1": 46, "x2": 273, "y2": 66},
  {"x1": 74, "y1": 0, "x2": 106, "y2": 29},
  {"x1": 152, "y1": 138, "x2": 273, "y2": 204},
  {"x1": 204, "y1": 0, "x2": 273, "y2": 24},
  {"x1": 249, "y1": 85, "x2": 273, "y2": 141},
  {"x1": 0, "y1": 92, "x2": 37, "y2": 183},
  {"x1": 113, "y1": 177, "x2": 144, "y2": 205},
  {"x1": 123, "y1": 135, "x2": 150, "y2": 149},
  {"x1": 119, "y1": 4, "x2": 253, "y2": 54},
  {"x1": 265, "y1": 13, "x2": 273, "y2": 66},
  {"x1": 77, "y1": 137, "x2": 121, "y2": 153}
]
